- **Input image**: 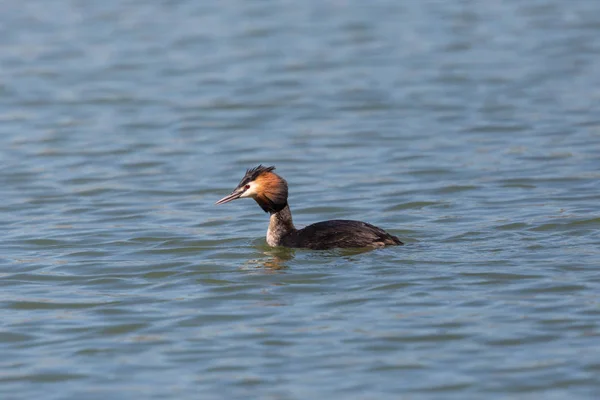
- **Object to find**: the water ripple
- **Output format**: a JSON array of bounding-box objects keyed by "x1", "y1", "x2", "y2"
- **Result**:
[{"x1": 2, "y1": 0, "x2": 600, "y2": 399}]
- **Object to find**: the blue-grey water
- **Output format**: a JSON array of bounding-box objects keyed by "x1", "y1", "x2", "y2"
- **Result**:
[{"x1": 2, "y1": 1, "x2": 600, "y2": 399}]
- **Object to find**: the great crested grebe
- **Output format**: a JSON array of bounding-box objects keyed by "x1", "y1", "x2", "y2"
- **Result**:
[{"x1": 216, "y1": 165, "x2": 403, "y2": 250}]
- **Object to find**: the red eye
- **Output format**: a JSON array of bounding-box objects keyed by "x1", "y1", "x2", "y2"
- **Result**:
[{"x1": 245, "y1": 184, "x2": 250, "y2": 190}]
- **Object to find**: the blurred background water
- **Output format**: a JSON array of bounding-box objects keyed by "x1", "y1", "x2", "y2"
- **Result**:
[{"x1": 1, "y1": 0, "x2": 600, "y2": 398}]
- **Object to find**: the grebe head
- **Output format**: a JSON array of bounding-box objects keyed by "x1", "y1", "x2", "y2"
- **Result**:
[{"x1": 215, "y1": 165, "x2": 288, "y2": 213}]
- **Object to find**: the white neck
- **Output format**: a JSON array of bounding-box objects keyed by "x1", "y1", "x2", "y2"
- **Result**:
[{"x1": 266, "y1": 204, "x2": 296, "y2": 246}]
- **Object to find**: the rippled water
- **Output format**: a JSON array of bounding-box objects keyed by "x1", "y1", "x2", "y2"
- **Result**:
[{"x1": 2, "y1": 1, "x2": 600, "y2": 398}]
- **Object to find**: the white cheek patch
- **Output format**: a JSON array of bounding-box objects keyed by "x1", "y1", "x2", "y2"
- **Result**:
[{"x1": 240, "y1": 183, "x2": 257, "y2": 198}]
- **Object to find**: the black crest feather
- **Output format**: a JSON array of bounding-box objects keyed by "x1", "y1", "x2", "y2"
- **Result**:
[{"x1": 239, "y1": 165, "x2": 276, "y2": 186}]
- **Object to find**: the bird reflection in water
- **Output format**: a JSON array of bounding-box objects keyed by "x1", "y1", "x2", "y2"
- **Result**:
[
  {"x1": 241, "y1": 245, "x2": 295, "y2": 271},
  {"x1": 240, "y1": 243, "x2": 380, "y2": 272}
]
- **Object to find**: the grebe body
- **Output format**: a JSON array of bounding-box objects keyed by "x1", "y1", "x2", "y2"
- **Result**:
[{"x1": 216, "y1": 165, "x2": 403, "y2": 250}]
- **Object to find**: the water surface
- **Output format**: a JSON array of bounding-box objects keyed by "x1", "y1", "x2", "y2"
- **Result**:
[{"x1": 1, "y1": 1, "x2": 600, "y2": 398}]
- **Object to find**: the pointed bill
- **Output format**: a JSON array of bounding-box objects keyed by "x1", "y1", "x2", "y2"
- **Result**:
[{"x1": 215, "y1": 190, "x2": 243, "y2": 205}]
